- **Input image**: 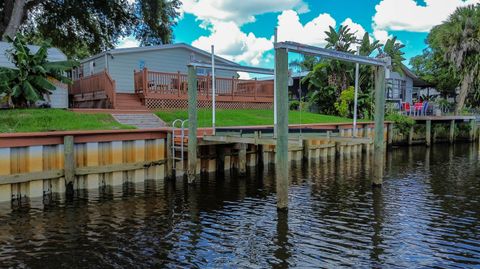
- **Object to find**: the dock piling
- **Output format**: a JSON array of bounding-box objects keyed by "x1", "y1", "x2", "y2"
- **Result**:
[
  {"x1": 63, "y1": 136, "x2": 75, "y2": 195},
  {"x1": 372, "y1": 66, "x2": 386, "y2": 186},
  {"x1": 238, "y1": 143, "x2": 247, "y2": 175},
  {"x1": 275, "y1": 47, "x2": 289, "y2": 211},
  {"x1": 449, "y1": 120, "x2": 455, "y2": 144},
  {"x1": 187, "y1": 65, "x2": 198, "y2": 184},
  {"x1": 426, "y1": 120, "x2": 432, "y2": 147}
]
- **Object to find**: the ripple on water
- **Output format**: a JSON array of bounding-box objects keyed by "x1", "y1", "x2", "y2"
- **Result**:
[{"x1": 0, "y1": 144, "x2": 479, "y2": 268}]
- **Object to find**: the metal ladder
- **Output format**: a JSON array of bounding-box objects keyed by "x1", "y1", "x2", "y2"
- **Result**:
[{"x1": 172, "y1": 119, "x2": 189, "y2": 172}]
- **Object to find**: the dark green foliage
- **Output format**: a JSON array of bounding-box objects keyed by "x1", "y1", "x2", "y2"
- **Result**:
[
  {"x1": 0, "y1": 34, "x2": 78, "y2": 108},
  {"x1": 386, "y1": 113, "x2": 415, "y2": 136},
  {"x1": 409, "y1": 49, "x2": 459, "y2": 97},
  {"x1": 134, "y1": 0, "x2": 181, "y2": 46},
  {"x1": 1, "y1": 0, "x2": 182, "y2": 59},
  {"x1": 427, "y1": 4, "x2": 480, "y2": 113},
  {"x1": 300, "y1": 26, "x2": 403, "y2": 119}
]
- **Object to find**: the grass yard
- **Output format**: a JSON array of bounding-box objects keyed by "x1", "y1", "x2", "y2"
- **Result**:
[
  {"x1": 0, "y1": 109, "x2": 134, "y2": 133},
  {"x1": 156, "y1": 109, "x2": 356, "y2": 127}
]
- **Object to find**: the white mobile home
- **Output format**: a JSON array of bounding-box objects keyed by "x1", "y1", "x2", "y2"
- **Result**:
[{"x1": 0, "y1": 41, "x2": 69, "y2": 108}]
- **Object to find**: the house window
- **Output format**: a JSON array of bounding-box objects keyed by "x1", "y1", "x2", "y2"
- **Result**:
[
  {"x1": 196, "y1": 68, "x2": 208, "y2": 76},
  {"x1": 386, "y1": 79, "x2": 407, "y2": 100}
]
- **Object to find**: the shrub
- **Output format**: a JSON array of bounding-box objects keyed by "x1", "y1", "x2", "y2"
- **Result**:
[{"x1": 386, "y1": 113, "x2": 416, "y2": 136}]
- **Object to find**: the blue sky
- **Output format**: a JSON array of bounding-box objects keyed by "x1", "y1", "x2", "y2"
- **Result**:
[{"x1": 120, "y1": 0, "x2": 478, "y2": 68}]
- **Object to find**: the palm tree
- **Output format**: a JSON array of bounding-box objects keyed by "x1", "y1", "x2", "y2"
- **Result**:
[
  {"x1": 0, "y1": 34, "x2": 77, "y2": 108},
  {"x1": 324, "y1": 25, "x2": 356, "y2": 52},
  {"x1": 378, "y1": 37, "x2": 405, "y2": 74},
  {"x1": 428, "y1": 4, "x2": 480, "y2": 114}
]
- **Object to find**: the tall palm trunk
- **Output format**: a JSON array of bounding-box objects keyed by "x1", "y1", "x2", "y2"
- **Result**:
[{"x1": 455, "y1": 72, "x2": 473, "y2": 115}]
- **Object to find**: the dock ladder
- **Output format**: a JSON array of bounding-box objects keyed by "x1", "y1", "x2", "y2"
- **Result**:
[{"x1": 172, "y1": 119, "x2": 189, "y2": 174}]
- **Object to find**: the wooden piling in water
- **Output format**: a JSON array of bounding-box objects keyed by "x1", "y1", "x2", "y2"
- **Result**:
[
  {"x1": 426, "y1": 120, "x2": 432, "y2": 147},
  {"x1": 187, "y1": 65, "x2": 198, "y2": 184},
  {"x1": 449, "y1": 120, "x2": 455, "y2": 144},
  {"x1": 373, "y1": 66, "x2": 386, "y2": 186},
  {"x1": 238, "y1": 143, "x2": 247, "y2": 175},
  {"x1": 166, "y1": 133, "x2": 174, "y2": 179},
  {"x1": 387, "y1": 123, "x2": 393, "y2": 146},
  {"x1": 469, "y1": 119, "x2": 476, "y2": 142},
  {"x1": 64, "y1": 136, "x2": 75, "y2": 194},
  {"x1": 275, "y1": 47, "x2": 289, "y2": 210}
]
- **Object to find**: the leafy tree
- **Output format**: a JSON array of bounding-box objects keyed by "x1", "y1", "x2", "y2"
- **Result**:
[
  {"x1": 0, "y1": 34, "x2": 77, "y2": 108},
  {"x1": 428, "y1": 4, "x2": 480, "y2": 113},
  {"x1": 0, "y1": 0, "x2": 181, "y2": 59},
  {"x1": 409, "y1": 49, "x2": 459, "y2": 97},
  {"x1": 379, "y1": 37, "x2": 405, "y2": 73},
  {"x1": 325, "y1": 25, "x2": 356, "y2": 53}
]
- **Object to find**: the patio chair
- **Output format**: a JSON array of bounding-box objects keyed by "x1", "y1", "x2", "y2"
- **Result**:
[
  {"x1": 421, "y1": 101, "x2": 429, "y2": 116},
  {"x1": 413, "y1": 102, "x2": 423, "y2": 116},
  {"x1": 402, "y1": 102, "x2": 411, "y2": 116}
]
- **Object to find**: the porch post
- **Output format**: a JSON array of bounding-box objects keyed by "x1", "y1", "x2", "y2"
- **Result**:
[
  {"x1": 373, "y1": 65, "x2": 386, "y2": 186},
  {"x1": 275, "y1": 47, "x2": 289, "y2": 211},
  {"x1": 187, "y1": 65, "x2": 198, "y2": 184}
]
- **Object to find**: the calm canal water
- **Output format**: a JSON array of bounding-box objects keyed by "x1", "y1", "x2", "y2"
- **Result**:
[{"x1": 0, "y1": 144, "x2": 479, "y2": 268}]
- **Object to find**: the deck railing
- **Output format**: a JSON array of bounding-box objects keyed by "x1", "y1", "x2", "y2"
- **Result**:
[
  {"x1": 133, "y1": 68, "x2": 274, "y2": 102},
  {"x1": 71, "y1": 69, "x2": 116, "y2": 108}
]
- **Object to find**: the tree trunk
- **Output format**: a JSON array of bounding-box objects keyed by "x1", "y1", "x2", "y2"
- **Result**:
[
  {"x1": 455, "y1": 72, "x2": 473, "y2": 115},
  {"x1": 1, "y1": 0, "x2": 26, "y2": 40}
]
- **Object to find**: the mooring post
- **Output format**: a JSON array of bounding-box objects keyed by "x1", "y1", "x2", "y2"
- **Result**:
[
  {"x1": 166, "y1": 133, "x2": 174, "y2": 179},
  {"x1": 238, "y1": 143, "x2": 247, "y2": 175},
  {"x1": 426, "y1": 120, "x2": 432, "y2": 147},
  {"x1": 387, "y1": 123, "x2": 394, "y2": 146},
  {"x1": 275, "y1": 47, "x2": 289, "y2": 210},
  {"x1": 63, "y1": 135, "x2": 75, "y2": 195},
  {"x1": 469, "y1": 119, "x2": 476, "y2": 142},
  {"x1": 187, "y1": 65, "x2": 198, "y2": 184},
  {"x1": 408, "y1": 126, "x2": 414, "y2": 145},
  {"x1": 449, "y1": 120, "x2": 455, "y2": 144},
  {"x1": 373, "y1": 65, "x2": 386, "y2": 186}
]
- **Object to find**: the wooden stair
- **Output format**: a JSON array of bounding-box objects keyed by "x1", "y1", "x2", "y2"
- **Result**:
[{"x1": 115, "y1": 93, "x2": 147, "y2": 110}]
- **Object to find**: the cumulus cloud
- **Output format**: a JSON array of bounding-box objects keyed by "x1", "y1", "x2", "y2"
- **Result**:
[
  {"x1": 373, "y1": 0, "x2": 480, "y2": 32},
  {"x1": 181, "y1": 0, "x2": 309, "y2": 26},
  {"x1": 276, "y1": 10, "x2": 336, "y2": 47},
  {"x1": 192, "y1": 21, "x2": 273, "y2": 66},
  {"x1": 341, "y1": 18, "x2": 367, "y2": 40}
]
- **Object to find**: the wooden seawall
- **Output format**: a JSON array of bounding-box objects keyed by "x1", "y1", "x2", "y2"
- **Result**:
[{"x1": 0, "y1": 119, "x2": 476, "y2": 205}]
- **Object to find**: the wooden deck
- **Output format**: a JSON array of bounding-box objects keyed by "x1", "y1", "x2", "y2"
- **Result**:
[
  {"x1": 134, "y1": 69, "x2": 274, "y2": 110},
  {"x1": 412, "y1": 115, "x2": 477, "y2": 122}
]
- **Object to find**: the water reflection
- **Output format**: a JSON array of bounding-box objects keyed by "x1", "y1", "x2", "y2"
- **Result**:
[{"x1": 0, "y1": 144, "x2": 479, "y2": 268}]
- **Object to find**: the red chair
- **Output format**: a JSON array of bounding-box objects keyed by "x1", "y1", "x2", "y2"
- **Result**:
[
  {"x1": 414, "y1": 102, "x2": 423, "y2": 116},
  {"x1": 402, "y1": 102, "x2": 411, "y2": 115}
]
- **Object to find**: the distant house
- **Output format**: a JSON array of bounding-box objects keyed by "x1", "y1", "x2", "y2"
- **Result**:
[
  {"x1": 72, "y1": 43, "x2": 274, "y2": 110},
  {"x1": 0, "y1": 41, "x2": 68, "y2": 108},
  {"x1": 76, "y1": 43, "x2": 240, "y2": 94},
  {"x1": 386, "y1": 65, "x2": 431, "y2": 104}
]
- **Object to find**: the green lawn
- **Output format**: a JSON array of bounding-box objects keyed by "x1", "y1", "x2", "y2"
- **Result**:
[
  {"x1": 156, "y1": 109, "x2": 355, "y2": 127},
  {"x1": 0, "y1": 109, "x2": 134, "y2": 133}
]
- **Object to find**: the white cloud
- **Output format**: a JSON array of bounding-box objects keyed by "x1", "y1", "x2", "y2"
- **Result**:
[
  {"x1": 373, "y1": 29, "x2": 393, "y2": 44},
  {"x1": 116, "y1": 36, "x2": 140, "y2": 48},
  {"x1": 192, "y1": 21, "x2": 273, "y2": 66},
  {"x1": 181, "y1": 0, "x2": 308, "y2": 26},
  {"x1": 277, "y1": 10, "x2": 336, "y2": 47},
  {"x1": 341, "y1": 18, "x2": 367, "y2": 40},
  {"x1": 373, "y1": 0, "x2": 480, "y2": 32}
]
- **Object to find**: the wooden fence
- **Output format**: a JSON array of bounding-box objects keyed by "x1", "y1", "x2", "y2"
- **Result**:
[{"x1": 70, "y1": 70, "x2": 117, "y2": 108}]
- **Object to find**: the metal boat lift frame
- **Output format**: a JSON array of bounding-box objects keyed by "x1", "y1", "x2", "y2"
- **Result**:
[{"x1": 185, "y1": 40, "x2": 390, "y2": 211}]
